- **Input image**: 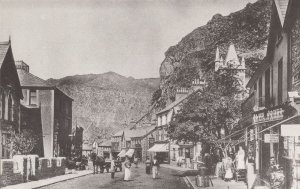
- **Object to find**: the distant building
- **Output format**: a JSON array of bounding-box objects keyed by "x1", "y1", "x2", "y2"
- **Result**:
[
  {"x1": 16, "y1": 61, "x2": 73, "y2": 158},
  {"x1": 98, "y1": 139, "x2": 112, "y2": 159},
  {"x1": 215, "y1": 43, "x2": 247, "y2": 99},
  {"x1": 152, "y1": 79, "x2": 204, "y2": 165},
  {"x1": 82, "y1": 141, "x2": 93, "y2": 157},
  {"x1": 112, "y1": 125, "x2": 156, "y2": 161},
  {"x1": 0, "y1": 40, "x2": 23, "y2": 159}
]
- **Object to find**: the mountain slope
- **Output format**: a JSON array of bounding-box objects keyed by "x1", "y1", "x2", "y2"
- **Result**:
[
  {"x1": 158, "y1": 0, "x2": 272, "y2": 104},
  {"x1": 48, "y1": 72, "x2": 160, "y2": 143}
]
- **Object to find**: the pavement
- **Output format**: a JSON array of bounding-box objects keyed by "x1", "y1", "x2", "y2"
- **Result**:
[
  {"x1": 1, "y1": 170, "x2": 93, "y2": 189},
  {"x1": 186, "y1": 176, "x2": 247, "y2": 189},
  {"x1": 161, "y1": 164, "x2": 247, "y2": 189}
]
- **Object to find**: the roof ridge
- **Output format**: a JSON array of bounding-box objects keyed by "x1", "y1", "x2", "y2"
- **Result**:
[
  {"x1": 18, "y1": 69, "x2": 53, "y2": 87},
  {"x1": 0, "y1": 41, "x2": 10, "y2": 45}
]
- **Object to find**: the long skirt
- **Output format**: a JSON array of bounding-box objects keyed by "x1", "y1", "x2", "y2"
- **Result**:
[
  {"x1": 124, "y1": 167, "x2": 131, "y2": 181},
  {"x1": 146, "y1": 165, "x2": 151, "y2": 174},
  {"x1": 152, "y1": 166, "x2": 158, "y2": 179}
]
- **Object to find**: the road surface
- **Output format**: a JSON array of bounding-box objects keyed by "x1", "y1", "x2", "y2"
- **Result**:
[{"x1": 40, "y1": 165, "x2": 189, "y2": 189}]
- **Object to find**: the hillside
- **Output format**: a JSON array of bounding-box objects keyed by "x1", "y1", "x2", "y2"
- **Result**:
[
  {"x1": 158, "y1": 0, "x2": 272, "y2": 104},
  {"x1": 48, "y1": 72, "x2": 160, "y2": 143}
]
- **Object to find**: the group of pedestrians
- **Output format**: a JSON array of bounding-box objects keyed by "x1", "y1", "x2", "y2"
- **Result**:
[
  {"x1": 122, "y1": 155, "x2": 160, "y2": 181},
  {"x1": 90, "y1": 152, "x2": 161, "y2": 181}
]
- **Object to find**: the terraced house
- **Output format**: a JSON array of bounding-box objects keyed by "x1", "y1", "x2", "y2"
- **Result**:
[
  {"x1": 239, "y1": 0, "x2": 300, "y2": 188},
  {"x1": 16, "y1": 60, "x2": 73, "y2": 158},
  {"x1": 0, "y1": 40, "x2": 23, "y2": 159}
]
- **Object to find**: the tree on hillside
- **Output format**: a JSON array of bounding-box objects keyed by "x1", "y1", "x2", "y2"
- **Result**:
[{"x1": 168, "y1": 67, "x2": 244, "y2": 156}]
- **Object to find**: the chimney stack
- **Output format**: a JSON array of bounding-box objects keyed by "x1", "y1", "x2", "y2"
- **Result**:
[{"x1": 15, "y1": 60, "x2": 29, "y2": 72}]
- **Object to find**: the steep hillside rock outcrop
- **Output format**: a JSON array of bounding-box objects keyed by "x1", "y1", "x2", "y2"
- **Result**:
[{"x1": 159, "y1": 0, "x2": 272, "y2": 104}]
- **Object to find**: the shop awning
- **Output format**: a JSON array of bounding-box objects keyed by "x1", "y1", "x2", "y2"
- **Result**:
[
  {"x1": 125, "y1": 149, "x2": 135, "y2": 157},
  {"x1": 117, "y1": 149, "x2": 126, "y2": 157},
  {"x1": 148, "y1": 143, "x2": 169, "y2": 152}
]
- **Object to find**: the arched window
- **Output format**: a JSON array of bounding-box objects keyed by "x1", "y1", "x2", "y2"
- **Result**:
[
  {"x1": 11, "y1": 96, "x2": 15, "y2": 121},
  {"x1": 8, "y1": 94, "x2": 12, "y2": 121}
]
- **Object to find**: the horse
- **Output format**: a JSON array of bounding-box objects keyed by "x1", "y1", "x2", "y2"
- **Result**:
[{"x1": 91, "y1": 152, "x2": 100, "y2": 174}]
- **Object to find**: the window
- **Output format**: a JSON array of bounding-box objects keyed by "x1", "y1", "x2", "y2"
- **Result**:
[
  {"x1": 179, "y1": 148, "x2": 183, "y2": 157},
  {"x1": 265, "y1": 69, "x2": 271, "y2": 107},
  {"x1": 8, "y1": 95, "x2": 12, "y2": 121},
  {"x1": 29, "y1": 90, "x2": 37, "y2": 105},
  {"x1": 258, "y1": 77, "x2": 263, "y2": 107},
  {"x1": 2, "y1": 93, "x2": 5, "y2": 119},
  {"x1": 278, "y1": 58, "x2": 283, "y2": 105}
]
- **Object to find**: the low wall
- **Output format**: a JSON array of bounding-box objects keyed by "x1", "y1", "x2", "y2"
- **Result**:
[{"x1": 0, "y1": 156, "x2": 66, "y2": 187}]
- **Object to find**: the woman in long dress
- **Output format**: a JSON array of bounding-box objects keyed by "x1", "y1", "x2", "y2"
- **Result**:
[
  {"x1": 124, "y1": 156, "x2": 131, "y2": 181},
  {"x1": 152, "y1": 156, "x2": 159, "y2": 179},
  {"x1": 236, "y1": 146, "x2": 245, "y2": 170}
]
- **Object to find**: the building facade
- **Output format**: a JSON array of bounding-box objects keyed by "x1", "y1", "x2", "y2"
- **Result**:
[
  {"x1": 0, "y1": 40, "x2": 23, "y2": 159},
  {"x1": 98, "y1": 140, "x2": 112, "y2": 159},
  {"x1": 153, "y1": 79, "x2": 204, "y2": 165},
  {"x1": 16, "y1": 61, "x2": 73, "y2": 158},
  {"x1": 240, "y1": 0, "x2": 300, "y2": 188}
]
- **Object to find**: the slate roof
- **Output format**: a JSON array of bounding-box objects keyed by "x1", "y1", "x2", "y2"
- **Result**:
[
  {"x1": 113, "y1": 126, "x2": 156, "y2": 141},
  {"x1": 99, "y1": 139, "x2": 111, "y2": 147},
  {"x1": 126, "y1": 125, "x2": 156, "y2": 139},
  {"x1": 17, "y1": 69, "x2": 53, "y2": 88},
  {"x1": 113, "y1": 130, "x2": 124, "y2": 137},
  {"x1": 157, "y1": 88, "x2": 201, "y2": 115},
  {"x1": 0, "y1": 41, "x2": 10, "y2": 67}
]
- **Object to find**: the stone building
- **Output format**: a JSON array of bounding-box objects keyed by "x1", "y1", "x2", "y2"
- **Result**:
[
  {"x1": 0, "y1": 40, "x2": 23, "y2": 159},
  {"x1": 16, "y1": 61, "x2": 73, "y2": 158}
]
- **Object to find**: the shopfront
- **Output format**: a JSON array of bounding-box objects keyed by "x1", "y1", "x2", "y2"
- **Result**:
[{"x1": 148, "y1": 142, "x2": 169, "y2": 163}]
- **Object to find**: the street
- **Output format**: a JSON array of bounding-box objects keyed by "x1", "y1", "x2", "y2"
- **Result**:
[{"x1": 40, "y1": 165, "x2": 189, "y2": 189}]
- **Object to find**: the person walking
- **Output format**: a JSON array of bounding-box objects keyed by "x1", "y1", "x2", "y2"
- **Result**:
[
  {"x1": 145, "y1": 157, "x2": 151, "y2": 174},
  {"x1": 152, "y1": 156, "x2": 159, "y2": 179},
  {"x1": 124, "y1": 156, "x2": 131, "y2": 181},
  {"x1": 110, "y1": 158, "x2": 115, "y2": 179},
  {"x1": 134, "y1": 156, "x2": 138, "y2": 168},
  {"x1": 90, "y1": 152, "x2": 98, "y2": 174}
]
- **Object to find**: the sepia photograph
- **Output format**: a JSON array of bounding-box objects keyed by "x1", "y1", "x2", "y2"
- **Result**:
[{"x1": 0, "y1": 0, "x2": 299, "y2": 188}]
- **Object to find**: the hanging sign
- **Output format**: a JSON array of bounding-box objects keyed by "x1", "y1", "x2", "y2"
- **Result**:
[
  {"x1": 281, "y1": 124, "x2": 300, "y2": 136},
  {"x1": 264, "y1": 134, "x2": 279, "y2": 143}
]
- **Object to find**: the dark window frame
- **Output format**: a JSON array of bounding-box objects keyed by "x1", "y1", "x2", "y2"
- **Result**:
[{"x1": 278, "y1": 58, "x2": 283, "y2": 105}]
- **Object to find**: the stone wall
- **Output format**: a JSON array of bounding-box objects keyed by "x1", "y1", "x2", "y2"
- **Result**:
[
  {"x1": 0, "y1": 158, "x2": 26, "y2": 187},
  {"x1": 0, "y1": 156, "x2": 65, "y2": 187}
]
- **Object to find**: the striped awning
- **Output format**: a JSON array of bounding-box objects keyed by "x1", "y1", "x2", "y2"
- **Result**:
[
  {"x1": 125, "y1": 149, "x2": 135, "y2": 157},
  {"x1": 117, "y1": 149, "x2": 126, "y2": 157}
]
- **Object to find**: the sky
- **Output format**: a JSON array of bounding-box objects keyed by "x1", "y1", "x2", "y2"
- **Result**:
[{"x1": 0, "y1": 0, "x2": 256, "y2": 80}]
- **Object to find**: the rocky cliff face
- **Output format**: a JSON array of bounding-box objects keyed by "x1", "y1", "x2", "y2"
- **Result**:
[
  {"x1": 48, "y1": 72, "x2": 160, "y2": 143},
  {"x1": 159, "y1": 0, "x2": 272, "y2": 104}
]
